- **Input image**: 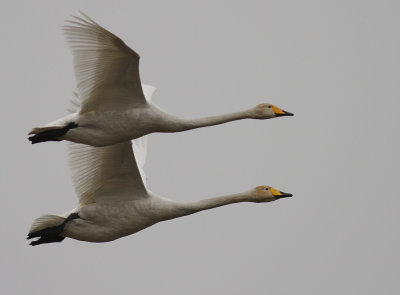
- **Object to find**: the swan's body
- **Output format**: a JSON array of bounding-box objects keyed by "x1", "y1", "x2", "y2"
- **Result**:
[
  {"x1": 28, "y1": 13, "x2": 293, "y2": 147},
  {"x1": 27, "y1": 88, "x2": 293, "y2": 246}
]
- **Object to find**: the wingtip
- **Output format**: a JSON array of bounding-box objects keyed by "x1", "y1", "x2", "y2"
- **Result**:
[{"x1": 77, "y1": 11, "x2": 98, "y2": 25}]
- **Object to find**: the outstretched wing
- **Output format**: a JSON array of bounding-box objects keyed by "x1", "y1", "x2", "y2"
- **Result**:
[
  {"x1": 63, "y1": 12, "x2": 146, "y2": 114},
  {"x1": 68, "y1": 142, "x2": 147, "y2": 206},
  {"x1": 67, "y1": 84, "x2": 157, "y2": 207}
]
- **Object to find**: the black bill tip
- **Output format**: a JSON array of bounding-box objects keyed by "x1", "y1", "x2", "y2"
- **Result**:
[
  {"x1": 275, "y1": 192, "x2": 293, "y2": 199},
  {"x1": 276, "y1": 110, "x2": 294, "y2": 117}
]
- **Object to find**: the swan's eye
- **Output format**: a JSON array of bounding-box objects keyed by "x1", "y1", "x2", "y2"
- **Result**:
[
  {"x1": 265, "y1": 188, "x2": 269, "y2": 191},
  {"x1": 268, "y1": 105, "x2": 272, "y2": 108}
]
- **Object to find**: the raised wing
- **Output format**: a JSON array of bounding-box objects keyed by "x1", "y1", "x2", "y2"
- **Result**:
[
  {"x1": 67, "y1": 84, "x2": 156, "y2": 207},
  {"x1": 68, "y1": 142, "x2": 147, "y2": 207},
  {"x1": 63, "y1": 12, "x2": 146, "y2": 114}
]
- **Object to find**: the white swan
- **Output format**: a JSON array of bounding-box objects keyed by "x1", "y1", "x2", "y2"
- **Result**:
[
  {"x1": 28, "y1": 116, "x2": 293, "y2": 246},
  {"x1": 28, "y1": 12, "x2": 293, "y2": 147},
  {"x1": 28, "y1": 140, "x2": 292, "y2": 245}
]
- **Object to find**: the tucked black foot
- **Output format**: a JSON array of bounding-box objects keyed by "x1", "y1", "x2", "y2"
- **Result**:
[
  {"x1": 28, "y1": 122, "x2": 78, "y2": 144},
  {"x1": 27, "y1": 212, "x2": 80, "y2": 246},
  {"x1": 29, "y1": 236, "x2": 65, "y2": 246},
  {"x1": 27, "y1": 225, "x2": 66, "y2": 246}
]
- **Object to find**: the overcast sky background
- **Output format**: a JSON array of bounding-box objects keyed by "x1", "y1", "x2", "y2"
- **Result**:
[{"x1": 1, "y1": 0, "x2": 399, "y2": 294}]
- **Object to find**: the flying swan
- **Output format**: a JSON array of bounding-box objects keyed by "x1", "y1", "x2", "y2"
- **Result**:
[
  {"x1": 27, "y1": 87, "x2": 293, "y2": 246},
  {"x1": 28, "y1": 12, "x2": 293, "y2": 147}
]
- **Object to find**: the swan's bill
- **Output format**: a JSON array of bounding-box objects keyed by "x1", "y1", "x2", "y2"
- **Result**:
[
  {"x1": 272, "y1": 105, "x2": 294, "y2": 117},
  {"x1": 270, "y1": 187, "x2": 293, "y2": 199}
]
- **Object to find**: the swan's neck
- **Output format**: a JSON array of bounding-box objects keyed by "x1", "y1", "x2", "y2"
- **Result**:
[
  {"x1": 159, "y1": 192, "x2": 253, "y2": 221},
  {"x1": 161, "y1": 110, "x2": 252, "y2": 133}
]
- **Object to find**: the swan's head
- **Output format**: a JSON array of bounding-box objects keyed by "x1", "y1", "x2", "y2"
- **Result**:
[
  {"x1": 252, "y1": 103, "x2": 294, "y2": 119},
  {"x1": 251, "y1": 185, "x2": 293, "y2": 202}
]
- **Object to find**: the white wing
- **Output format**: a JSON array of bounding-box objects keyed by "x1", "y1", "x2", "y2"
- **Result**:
[
  {"x1": 63, "y1": 12, "x2": 146, "y2": 114},
  {"x1": 68, "y1": 142, "x2": 147, "y2": 206},
  {"x1": 68, "y1": 84, "x2": 157, "y2": 206}
]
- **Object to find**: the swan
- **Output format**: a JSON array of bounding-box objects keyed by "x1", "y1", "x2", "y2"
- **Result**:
[
  {"x1": 28, "y1": 12, "x2": 293, "y2": 147},
  {"x1": 27, "y1": 131, "x2": 293, "y2": 246},
  {"x1": 28, "y1": 141, "x2": 292, "y2": 245},
  {"x1": 27, "y1": 86, "x2": 292, "y2": 246}
]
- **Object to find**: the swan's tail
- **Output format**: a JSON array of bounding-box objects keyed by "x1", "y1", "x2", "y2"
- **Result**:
[
  {"x1": 27, "y1": 213, "x2": 79, "y2": 246},
  {"x1": 28, "y1": 122, "x2": 78, "y2": 144}
]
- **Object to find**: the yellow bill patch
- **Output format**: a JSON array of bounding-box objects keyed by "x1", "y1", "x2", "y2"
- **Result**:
[
  {"x1": 272, "y1": 105, "x2": 285, "y2": 115},
  {"x1": 270, "y1": 187, "x2": 282, "y2": 196}
]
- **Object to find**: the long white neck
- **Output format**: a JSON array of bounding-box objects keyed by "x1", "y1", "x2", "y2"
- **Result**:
[
  {"x1": 180, "y1": 111, "x2": 253, "y2": 131},
  {"x1": 156, "y1": 110, "x2": 253, "y2": 133},
  {"x1": 157, "y1": 192, "x2": 253, "y2": 221}
]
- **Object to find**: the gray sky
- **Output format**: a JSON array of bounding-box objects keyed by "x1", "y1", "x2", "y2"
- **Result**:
[{"x1": 1, "y1": 0, "x2": 399, "y2": 294}]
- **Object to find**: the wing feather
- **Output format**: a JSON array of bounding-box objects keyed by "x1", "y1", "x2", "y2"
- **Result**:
[
  {"x1": 63, "y1": 12, "x2": 146, "y2": 113},
  {"x1": 68, "y1": 142, "x2": 147, "y2": 207}
]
